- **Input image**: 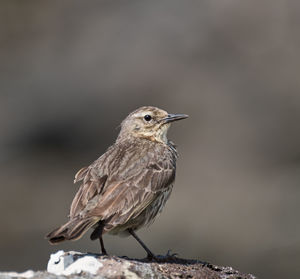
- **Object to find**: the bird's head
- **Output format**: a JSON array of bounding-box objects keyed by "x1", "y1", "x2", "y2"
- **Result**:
[{"x1": 117, "y1": 106, "x2": 188, "y2": 143}]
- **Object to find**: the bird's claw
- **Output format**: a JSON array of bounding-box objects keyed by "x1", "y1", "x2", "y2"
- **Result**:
[
  {"x1": 147, "y1": 253, "x2": 159, "y2": 262},
  {"x1": 166, "y1": 249, "x2": 178, "y2": 258},
  {"x1": 146, "y1": 250, "x2": 179, "y2": 263}
]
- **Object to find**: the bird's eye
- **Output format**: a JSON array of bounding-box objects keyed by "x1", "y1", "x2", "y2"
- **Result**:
[{"x1": 144, "y1": 114, "x2": 152, "y2": 121}]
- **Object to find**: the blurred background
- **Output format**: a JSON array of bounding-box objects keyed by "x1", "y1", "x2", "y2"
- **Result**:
[{"x1": 1, "y1": 1, "x2": 300, "y2": 278}]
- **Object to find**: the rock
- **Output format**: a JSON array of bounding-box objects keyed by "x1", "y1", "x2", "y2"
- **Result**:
[
  {"x1": 0, "y1": 251, "x2": 256, "y2": 279},
  {"x1": 0, "y1": 270, "x2": 35, "y2": 279}
]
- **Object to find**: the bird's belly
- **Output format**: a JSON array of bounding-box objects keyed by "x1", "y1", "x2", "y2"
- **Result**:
[{"x1": 108, "y1": 185, "x2": 173, "y2": 236}]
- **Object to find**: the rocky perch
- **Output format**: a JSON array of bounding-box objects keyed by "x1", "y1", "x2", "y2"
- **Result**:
[{"x1": 0, "y1": 251, "x2": 256, "y2": 279}]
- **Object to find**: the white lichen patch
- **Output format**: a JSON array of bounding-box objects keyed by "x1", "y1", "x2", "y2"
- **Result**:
[{"x1": 47, "y1": 250, "x2": 103, "y2": 276}]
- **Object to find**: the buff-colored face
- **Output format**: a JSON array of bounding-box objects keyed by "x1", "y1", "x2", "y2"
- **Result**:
[{"x1": 119, "y1": 106, "x2": 188, "y2": 143}]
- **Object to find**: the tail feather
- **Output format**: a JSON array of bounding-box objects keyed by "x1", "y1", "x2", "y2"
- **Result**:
[{"x1": 46, "y1": 217, "x2": 99, "y2": 244}]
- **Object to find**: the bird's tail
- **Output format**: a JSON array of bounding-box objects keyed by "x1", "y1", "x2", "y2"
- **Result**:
[{"x1": 46, "y1": 217, "x2": 99, "y2": 244}]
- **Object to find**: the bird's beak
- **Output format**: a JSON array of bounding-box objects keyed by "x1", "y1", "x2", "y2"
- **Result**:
[{"x1": 160, "y1": 113, "x2": 189, "y2": 124}]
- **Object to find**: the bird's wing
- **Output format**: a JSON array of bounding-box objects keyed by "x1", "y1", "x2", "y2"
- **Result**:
[
  {"x1": 89, "y1": 157, "x2": 175, "y2": 226},
  {"x1": 70, "y1": 166, "x2": 108, "y2": 218},
  {"x1": 70, "y1": 144, "x2": 176, "y2": 228}
]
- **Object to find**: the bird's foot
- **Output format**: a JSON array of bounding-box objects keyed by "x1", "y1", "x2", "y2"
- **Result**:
[
  {"x1": 146, "y1": 252, "x2": 159, "y2": 262},
  {"x1": 165, "y1": 249, "x2": 179, "y2": 259},
  {"x1": 146, "y1": 250, "x2": 179, "y2": 263},
  {"x1": 101, "y1": 248, "x2": 108, "y2": 256}
]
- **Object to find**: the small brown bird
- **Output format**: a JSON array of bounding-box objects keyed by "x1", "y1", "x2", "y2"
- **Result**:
[{"x1": 46, "y1": 106, "x2": 188, "y2": 260}]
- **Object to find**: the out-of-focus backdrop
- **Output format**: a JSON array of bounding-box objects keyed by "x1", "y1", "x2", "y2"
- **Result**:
[{"x1": 1, "y1": 1, "x2": 300, "y2": 278}]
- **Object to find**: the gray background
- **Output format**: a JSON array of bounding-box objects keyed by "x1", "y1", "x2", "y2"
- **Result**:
[{"x1": 1, "y1": 1, "x2": 300, "y2": 279}]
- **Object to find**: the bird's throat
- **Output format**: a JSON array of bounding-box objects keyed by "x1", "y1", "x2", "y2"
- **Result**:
[{"x1": 140, "y1": 124, "x2": 170, "y2": 144}]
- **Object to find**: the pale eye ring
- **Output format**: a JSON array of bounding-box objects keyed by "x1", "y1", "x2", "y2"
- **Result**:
[{"x1": 144, "y1": 114, "x2": 152, "y2": 121}]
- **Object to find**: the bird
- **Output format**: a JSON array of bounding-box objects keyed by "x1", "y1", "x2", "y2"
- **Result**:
[{"x1": 46, "y1": 106, "x2": 188, "y2": 260}]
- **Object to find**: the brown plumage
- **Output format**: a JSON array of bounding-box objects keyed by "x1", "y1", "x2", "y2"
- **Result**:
[{"x1": 46, "y1": 106, "x2": 188, "y2": 259}]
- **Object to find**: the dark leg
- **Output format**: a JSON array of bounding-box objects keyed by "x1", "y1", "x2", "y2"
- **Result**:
[
  {"x1": 90, "y1": 221, "x2": 107, "y2": 255},
  {"x1": 99, "y1": 236, "x2": 107, "y2": 255},
  {"x1": 127, "y1": 228, "x2": 156, "y2": 260}
]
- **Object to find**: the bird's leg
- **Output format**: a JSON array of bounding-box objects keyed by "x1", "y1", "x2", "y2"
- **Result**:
[
  {"x1": 99, "y1": 236, "x2": 107, "y2": 255},
  {"x1": 90, "y1": 221, "x2": 107, "y2": 255},
  {"x1": 127, "y1": 228, "x2": 157, "y2": 261}
]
